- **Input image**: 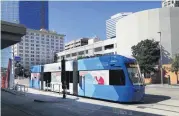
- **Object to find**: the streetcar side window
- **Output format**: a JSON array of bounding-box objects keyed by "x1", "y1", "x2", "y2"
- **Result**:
[{"x1": 109, "y1": 70, "x2": 125, "y2": 85}]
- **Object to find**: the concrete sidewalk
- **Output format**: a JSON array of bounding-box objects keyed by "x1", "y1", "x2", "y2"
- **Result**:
[
  {"x1": 146, "y1": 84, "x2": 179, "y2": 89},
  {"x1": 2, "y1": 87, "x2": 179, "y2": 116}
]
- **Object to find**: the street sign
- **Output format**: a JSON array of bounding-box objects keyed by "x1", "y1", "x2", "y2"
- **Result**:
[{"x1": 14, "y1": 56, "x2": 21, "y2": 61}]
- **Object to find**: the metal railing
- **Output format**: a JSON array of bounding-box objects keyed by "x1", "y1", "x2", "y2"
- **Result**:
[
  {"x1": 13, "y1": 83, "x2": 28, "y2": 94},
  {"x1": 43, "y1": 82, "x2": 61, "y2": 93}
]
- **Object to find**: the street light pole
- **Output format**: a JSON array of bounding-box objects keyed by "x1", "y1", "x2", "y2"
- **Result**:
[{"x1": 158, "y1": 32, "x2": 163, "y2": 85}]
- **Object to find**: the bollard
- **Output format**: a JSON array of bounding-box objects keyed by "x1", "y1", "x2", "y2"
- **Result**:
[
  {"x1": 62, "y1": 84, "x2": 67, "y2": 99},
  {"x1": 168, "y1": 75, "x2": 171, "y2": 85}
]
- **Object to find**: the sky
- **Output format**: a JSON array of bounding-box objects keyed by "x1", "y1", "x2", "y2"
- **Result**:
[{"x1": 49, "y1": 1, "x2": 161, "y2": 43}]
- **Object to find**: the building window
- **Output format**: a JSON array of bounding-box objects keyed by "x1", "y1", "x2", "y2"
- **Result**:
[
  {"x1": 25, "y1": 39, "x2": 29, "y2": 42},
  {"x1": 31, "y1": 55, "x2": 34, "y2": 57},
  {"x1": 36, "y1": 59, "x2": 40, "y2": 61},
  {"x1": 46, "y1": 35, "x2": 49, "y2": 38},
  {"x1": 31, "y1": 44, "x2": 34, "y2": 46},
  {"x1": 51, "y1": 35, "x2": 54, "y2": 38},
  {"x1": 46, "y1": 42, "x2": 49, "y2": 44},
  {"x1": 47, "y1": 39, "x2": 49, "y2": 41},
  {"x1": 36, "y1": 33, "x2": 39, "y2": 36},
  {"x1": 94, "y1": 47, "x2": 102, "y2": 52},
  {"x1": 51, "y1": 46, "x2": 54, "y2": 48},
  {"x1": 19, "y1": 46, "x2": 23, "y2": 49},
  {"x1": 31, "y1": 36, "x2": 34, "y2": 39},
  {"x1": 36, "y1": 37, "x2": 39, "y2": 40},
  {"x1": 31, "y1": 47, "x2": 34, "y2": 50},
  {"x1": 25, "y1": 36, "x2": 29, "y2": 38},
  {"x1": 36, "y1": 41, "x2": 39, "y2": 43},
  {"x1": 25, "y1": 43, "x2": 29, "y2": 46},
  {"x1": 104, "y1": 44, "x2": 114, "y2": 50},
  {"x1": 31, "y1": 51, "x2": 34, "y2": 53},
  {"x1": 19, "y1": 50, "x2": 23, "y2": 53},
  {"x1": 36, "y1": 45, "x2": 39, "y2": 47},
  {"x1": 36, "y1": 48, "x2": 40, "y2": 50},
  {"x1": 25, "y1": 47, "x2": 29, "y2": 49},
  {"x1": 25, "y1": 58, "x2": 29, "y2": 60},
  {"x1": 31, "y1": 58, "x2": 34, "y2": 61},
  {"x1": 31, "y1": 32, "x2": 34, "y2": 35},
  {"x1": 25, "y1": 62, "x2": 29, "y2": 65},
  {"x1": 41, "y1": 34, "x2": 44, "y2": 37},
  {"x1": 41, "y1": 41, "x2": 45, "y2": 44},
  {"x1": 25, "y1": 54, "x2": 29, "y2": 57},
  {"x1": 56, "y1": 39, "x2": 59, "y2": 42},
  {"x1": 72, "y1": 53, "x2": 77, "y2": 56},
  {"x1": 66, "y1": 54, "x2": 70, "y2": 58},
  {"x1": 19, "y1": 54, "x2": 23, "y2": 57},
  {"x1": 31, "y1": 40, "x2": 34, "y2": 42},
  {"x1": 25, "y1": 50, "x2": 29, "y2": 53},
  {"x1": 19, "y1": 42, "x2": 23, "y2": 45},
  {"x1": 51, "y1": 39, "x2": 54, "y2": 41},
  {"x1": 86, "y1": 50, "x2": 88, "y2": 54},
  {"x1": 36, "y1": 55, "x2": 40, "y2": 57},
  {"x1": 78, "y1": 51, "x2": 84, "y2": 55}
]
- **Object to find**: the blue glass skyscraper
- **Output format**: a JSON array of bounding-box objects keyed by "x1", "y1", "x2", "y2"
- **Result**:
[
  {"x1": 1, "y1": 1, "x2": 49, "y2": 30},
  {"x1": 1, "y1": 1, "x2": 49, "y2": 74}
]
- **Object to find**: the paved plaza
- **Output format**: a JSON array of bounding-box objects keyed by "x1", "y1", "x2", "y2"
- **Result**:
[{"x1": 1, "y1": 85, "x2": 179, "y2": 116}]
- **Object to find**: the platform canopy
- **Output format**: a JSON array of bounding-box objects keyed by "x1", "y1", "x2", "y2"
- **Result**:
[{"x1": 1, "y1": 20, "x2": 26, "y2": 49}]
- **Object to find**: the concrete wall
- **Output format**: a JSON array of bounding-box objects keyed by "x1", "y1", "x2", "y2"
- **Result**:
[{"x1": 116, "y1": 8, "x2": 179, "y2": 64}]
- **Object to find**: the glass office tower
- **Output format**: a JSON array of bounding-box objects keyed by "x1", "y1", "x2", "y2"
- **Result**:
[
  {"x1": 1, "y1": 1, "x2": 49, "y2": 29},
  {"x1": 1, "y1": 1, "x2": 49, "y2": 79}
]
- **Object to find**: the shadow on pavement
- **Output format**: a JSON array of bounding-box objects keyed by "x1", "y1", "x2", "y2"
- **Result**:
[
  {"x1": 2, "y1": 89, "x2": 163, "y2": 116},
  {"x1": 143, "y1": 94, "x2": 171, "y2": 104}
]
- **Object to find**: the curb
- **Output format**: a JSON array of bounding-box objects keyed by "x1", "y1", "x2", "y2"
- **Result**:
[
  {"x1": 33, "y1": 97, "x2": 79, "y2": 103},
  {"x1": 1, "y1": 88, "x2": 26, "y2": 96},
  {"x1": 1, "y1": 88, "x2": 17, "y2": 95},
  {"x1": 34, "y1": 99, "x2": 67, "y2": 103}
]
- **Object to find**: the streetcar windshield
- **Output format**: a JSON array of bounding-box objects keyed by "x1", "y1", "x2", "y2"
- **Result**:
[{"x1": 125, "y1": 62, "x2": 144, "y2": 85}]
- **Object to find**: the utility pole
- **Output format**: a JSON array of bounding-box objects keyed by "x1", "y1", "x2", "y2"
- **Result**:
[
  {"x1": 158, "y1": 32, "x2": 163, "y2": 84},
  {"x1": 61, "y1": 57, "x2": 66, "y2": 98}
]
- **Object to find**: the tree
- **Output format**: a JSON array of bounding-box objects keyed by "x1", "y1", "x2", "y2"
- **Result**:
[
  {"x1": 77, "y1": 56, "x2": 83, "y2": 60},
  {"x1": 171, "y1": 54, "x2": 179, "y2": 84},
  {"x1": 131, "y1": 39, "x2": 160, "y2": 77}
]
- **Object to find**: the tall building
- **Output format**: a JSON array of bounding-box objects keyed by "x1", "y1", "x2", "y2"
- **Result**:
[
  {"x1": 116, "y1": 8, "x2": 179, "y2": 64},
  {"x1": 1, "y1": 1, "x2": 49, "y2": 30},
  {"x1": 1, "y1": 1, "x2": 49, "y2": 70},
  {"x1": 106, "y1": 12, "x2": 132, "y2": 39},
  {"x1": 12, "y1": 29, "x2": 65, "y2": 69},
  {"x1": 162, "y1": 0, "x2": 179, "y2": 7}
]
